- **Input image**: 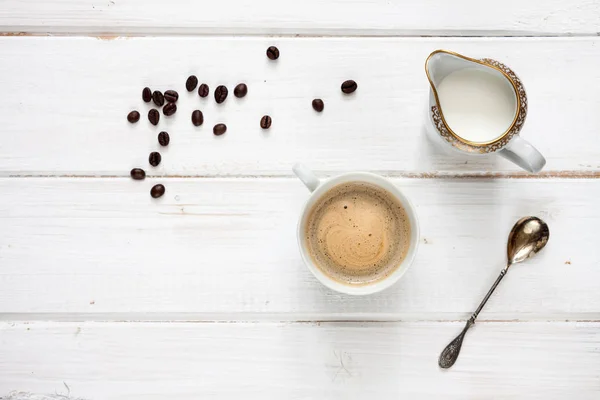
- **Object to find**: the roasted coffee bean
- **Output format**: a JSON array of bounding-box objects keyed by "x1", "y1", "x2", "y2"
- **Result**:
[
  {"x1": 214, "y1": 85, "x2": 228, "y2": 104},
  {"x1": 164, "y1": 90, "x2": 179, "y2": 103},
  {"x1": 260, "y1": 115, "x2": 272, "y2": 129},
  {"x1": 312, "y1": 99, "x2": 324, "y2": 112},
  {"x1": 127, "y1": 110, "x2": 140, "y2": 123},
  {"x1": 158, "y1": 131, "x2": 170, "y2": 146},
  {"x1": 191, "y1": 110, "x2": 204, "y2": 126},
  {"x1": 341, "y1": 80, "x2": 358, "y2": 94},
  {"x1": 152, "y1": 90, "x2": 165, "y2": 106},
  {"x1": 213, "y1": 123, "x2": 227, "y2": 136},
  {"x1": 234, "y1": 83, "x2": 248, "y2": 98},
  {"x1": 142, "y1": 87, "x2": 152, "y2": 102},
  {"x1": 148, "y1": 109, "x2": 160, "y2": 125},
  {"x1": 130, "y1": 168, "x2": 146, "y2": 180},
  {"x1": 163, "y1": 102, "x2": 177, "y2": 116},
  {"x1": 198, "y1": 83, "x2": 209, "y2": 98},
  {"x1": 186, "y1": 75, "x2": 198, "y2": 92},
  {"x1": 149, "y1": 151, "x2": 161, "y2": 167},
  {"x1": 150, "y1": 184, "x2": 165, "y2": 198},
  {"x1": 266, "y1": 46, "x2": 279, "y2": 60}
]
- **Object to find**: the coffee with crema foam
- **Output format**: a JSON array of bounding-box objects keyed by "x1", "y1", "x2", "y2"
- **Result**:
[{"x1": 304, "y1": 182, "x2": 411, "y2": 286}]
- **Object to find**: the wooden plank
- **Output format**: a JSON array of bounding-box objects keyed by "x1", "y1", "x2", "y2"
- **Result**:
[
  {"x1": 1, "y1": 321, "x2": 599, "y2": 398},
  {"x1": 0, "y1": 0, "x2": 598, "y2": 36},
  {"x1": 1, "y1": 36, "x2": 599, "y2": 177},
  {"x1": 0, "y1": 177, "x2": 596, "y2": 318}
]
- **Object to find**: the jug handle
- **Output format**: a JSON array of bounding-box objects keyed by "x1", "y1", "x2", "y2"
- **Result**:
[{"x1": 498, "y1": 136, "x2": 546, "y2": 173}]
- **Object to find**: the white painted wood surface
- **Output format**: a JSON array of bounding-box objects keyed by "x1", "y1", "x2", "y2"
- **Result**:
[
  {"x1": 0, "y1": 178, "x2": 595, "y2": 317},
  {"x1": 2, "y1": 321, "x2": 600, "y2": 399},
  {"x1": 2, "y1": 37, "x2": 600, "y2": 177},
  {"x1": 1, "y1": 0, "x2": 599, "y2": 36},
  {"x1": 1, "y1": 0, "x2": 599, "y2": 398}
]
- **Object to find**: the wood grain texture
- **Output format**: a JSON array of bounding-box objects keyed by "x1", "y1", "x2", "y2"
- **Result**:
[
  {"x1": 0, "y1": 0, "x2": 598, "y2": 396},
  {"x1": 2, "y1": 36, "x2": 600, "y2": 177},
  {"x1": 0, "y1": 177, "x2": 596, "y2": 318},
  {"x1": 0, "y1": 0, "x2": 599, "y2": 36},
  {"x1": 2, "y1": 394, "x2": 86, "y2": 400},
  {"x1": 2, "y1": 321, "x2": 600, "y2": 399}
]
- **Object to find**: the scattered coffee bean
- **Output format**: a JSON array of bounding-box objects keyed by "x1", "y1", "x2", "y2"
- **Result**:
[
  {"x1": 214, "y1": 85, "x2": 228, "y2": 104},
  {"x1": 148, "y1": 109, "x2": 160, "y2": 125},
  {"x1": 150, "y1": 184, "x2": 165, "y2": 198},
  {"x1": 266, "y1": 46, "x2": 279, "y2": 60},
  {"x1": 163, "y1": 102, "x2": 177, "y2": 116},
  {"x1": 158, "y1": 131, "x2": 170, "y2": 146},
  {"x1": 213, "y1": 123, "x2": 227, "y2": 136},
  {"x1": 142, "y1": 87, "x2": 152, "y2": 103},
  {"x1": 260, "y1": 115, "x2": 272, "y2": 129},
  {"x1": 127, "y1": 110, "x2": 140, "y2": 123},
  {"x1": 130, "y1": 168, "x2": 146, "y2": 180},
  {"x1": 149, "y1": 151, "x2": 161, "y2": 167},
  {"x1": 341, "y1": 80, "x2": 358, "y2": 94},
  {"x1": 234, "y1": 83, "x2": 248, "y2": 98},
  {"x1": 152, "y1": 90, "x2": 165, "y2": 106},
  {"x1": 164, "y1": 90, "x2": 179, "y2": 103},
  {"x1": 191, "y1": 110, "x2": 204, "y2": 126},
  {"x1": 186, "y1": 75, "x2": 198, "y2": 92},
  {"x1": 312, "y1": 99, "x2": 324, "y2": 112},
  {"x1": 198, "y1": 83, "x2": 209, "y2": 98}
]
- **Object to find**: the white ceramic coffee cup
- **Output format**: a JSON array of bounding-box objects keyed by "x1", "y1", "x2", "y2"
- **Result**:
[{"x1": 293, "y1": 163, "x2": 420, "y2": 295}]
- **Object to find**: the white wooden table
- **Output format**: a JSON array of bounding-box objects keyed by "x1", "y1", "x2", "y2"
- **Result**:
[{"x1": 1, "y1": 1, "x2": 599, "y2": 398}]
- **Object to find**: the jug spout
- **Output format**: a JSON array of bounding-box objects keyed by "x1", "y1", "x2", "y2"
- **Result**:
[{"x1": 425, "y1": 49, "x2": 478, "y2": 90}]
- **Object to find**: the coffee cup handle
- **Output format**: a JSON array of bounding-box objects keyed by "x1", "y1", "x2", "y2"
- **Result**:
[
  {"x1": 498, "y1": 136, "x2": 546, "y2": 173},
  {"x1": 293, "y1": 163, "x2": 320, "y2": 192}
]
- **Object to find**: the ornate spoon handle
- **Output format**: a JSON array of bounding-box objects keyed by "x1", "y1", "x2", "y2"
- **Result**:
[{"x1": 438, "y1": 267, "x2": 508, "y2": 369}]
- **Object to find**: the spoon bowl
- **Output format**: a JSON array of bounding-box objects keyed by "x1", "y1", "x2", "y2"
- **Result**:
[{"x1": 507, "y1": 216, "x2": 550, "y2": 266}]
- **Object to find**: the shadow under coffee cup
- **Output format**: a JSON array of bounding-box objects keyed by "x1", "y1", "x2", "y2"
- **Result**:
[{"x1": 293, "y1": 164, "x2": 420, "y2": 295}]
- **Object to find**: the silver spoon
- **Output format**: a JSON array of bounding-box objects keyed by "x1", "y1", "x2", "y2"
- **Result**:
[{"x1": 438, "y1": 216, "x2": 550, "y2": 369}]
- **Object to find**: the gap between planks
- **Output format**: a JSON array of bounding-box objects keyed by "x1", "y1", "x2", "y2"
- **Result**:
[
  {"x1": 2, "y1": 32, "x2": 600, "y2": 38},
  {"x1": 2, "y1": 171, "x2": 600, "y2": 179},
  {"x1": 3, "y1": 312, "x2": 600, "y2": 323}
]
